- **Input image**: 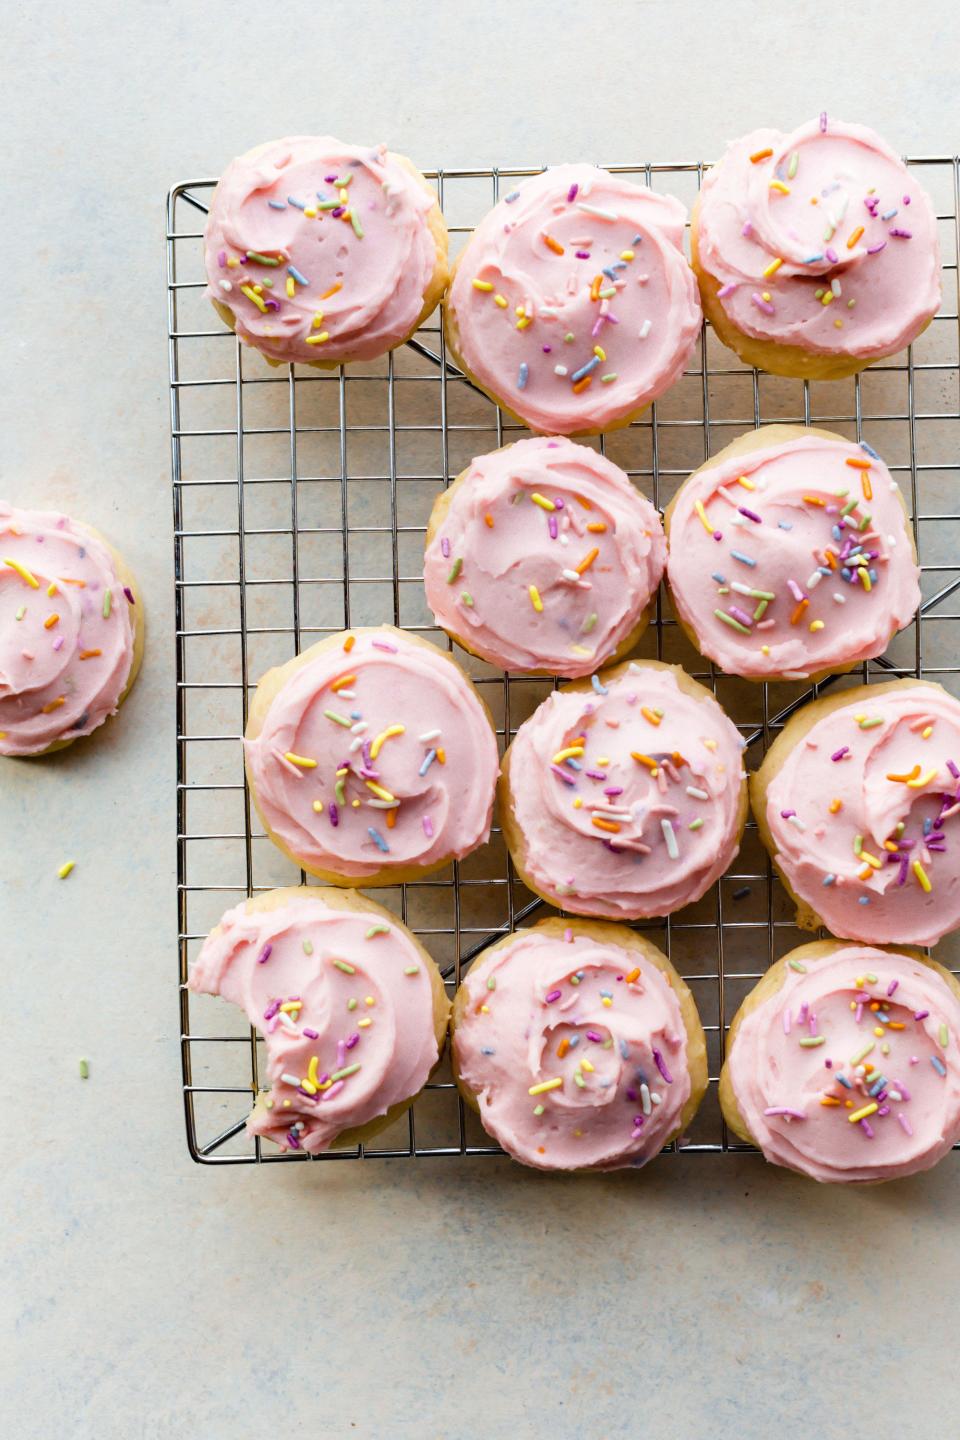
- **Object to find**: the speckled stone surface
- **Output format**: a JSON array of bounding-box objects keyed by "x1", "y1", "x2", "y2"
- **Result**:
[{"x1": 4, "y1": 3, "x2": 960, "y2": 1436}]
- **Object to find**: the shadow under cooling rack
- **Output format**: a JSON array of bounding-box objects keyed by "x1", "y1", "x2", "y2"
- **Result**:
[{"x1": 167, "y1": 156, "x2": 960, "y2": 1165}]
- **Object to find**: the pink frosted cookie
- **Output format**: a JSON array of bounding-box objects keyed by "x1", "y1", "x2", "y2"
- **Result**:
[
  {"x1": 244, "y1": 628, "x2": 499, "y2": 885},
  {"x1": 452, "y1": 918, "x2": 706, "y2": 1171},
  {"x1": 753, "y1": 680, "x2": 960, "y2": 947},
  {"x1": 693, "y1": 116, "x2": 941, "y2": 378},
  {"x1": 190, "y1": 887, "x2": 449, "y2": 1155},
  {"x1": 665, "y1": 425, "x2": 920, "y2": 681},
  {"x1": 720, "y1": 941, "x2": 960, "y2": 1182},
  {"x1": 444, "y1": 165, "x2": 701, "y2": 435},
  {"x1": 0, "y1": 503, "x2": 143, "y2": 757},
  {"x1": 423, "y1": 436, "x2": 665, "y2": 677},
  {"x1": 500, "y1": 660, "x2": 748, "y2": 920},
  {"x1": 204, "y1": 136, "x2": 448, "y2": 367}
]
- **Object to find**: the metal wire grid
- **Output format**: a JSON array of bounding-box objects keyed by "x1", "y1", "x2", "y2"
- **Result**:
[{"x1": 167, "y1": 156, "x2": 960, "y2": 1166}]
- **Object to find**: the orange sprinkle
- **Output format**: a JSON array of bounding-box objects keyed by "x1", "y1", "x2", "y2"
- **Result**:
[
  {"x1": 845, "y1": 456, "x2": 873, "y2": 470},
  {"x1": 829, "y1": 798, "x2": 843, "y2": 814},
  {"x1": 631, "y1": 752, "x2": 659, "y2": 772},
  {"x1": 624, "y1": 968, "x2": 641, "y2": 984},
  {"x1": 386, "y1": 808, "x2": 397, "y2": 830},
  {"x1": 586, "y1": 522, "x2": 607, "y2": 533},
  {"x1": 557, "y1": 1038, "x2": 570, "y2": 1059},
  {"x1": 640, "y1": 707, "x2": 661, "y2": 727},
  {"x1": 320, "y1": 282, "x2": 342, "y2": 300},
  {"x1": 543, "y1": 234, "x2": 565, "y2": 256},
  {"x1": 887, "y1": 1021, "x2": 906, "y2": 1030},
  {"x1": 802, "y1": 494, "x2": 826, "y2": 506},
  {"x1": 78, "y1": 649, "x2": 102, "y2": 660},
  {"x1": 484, "y1": 513, "x2": 494, "y2": 528},
  {"x1": 575, "y1": 547, "x2": 599, "y2": 575},
  {"x1": 60, "y1": 577, "x2": 86, "y2": 587},
  {"x1": 820, "y1": 1097, "x2": 842, "y2": 1107},
  {"x1": 824, "y1": 550, "x2": 838, "y2": 570},
  {"x1": 858, "y1": 866, "x2": 874, "y2": 882},
  {"x1": 331, "y1": 674, "x2": 356, "y2": 691},
  {"x1": 572, "y1": 376, "x2": 593, "y2": 394},
  {"x1": 846, "y1": 225, "x2": 865, "y2": 249},
  {"x1": 861, "y1": 473, "x2": 873, "y2": 501},
  {"x1": 589, "y1": 274, "x2": 603, "y2": 302},
  {"x1": 43, "y1": 613, "x2": 60, "y2": 629},
  {"x1": 592, "y1": 817, "x2": 621, "y2": 834},
  {"x1": 573, "y1": 493, "x2": 592, "y2": 510},
  {"x1": 41, "y1": 696, "x2": 65, "y2": 713},
  {"x1": 750, "y1": 147, "x2": 774, "y2": 163},
  {"x1": 436, "y1": 747, "x2": 446, "y2": 765},
  {"x1": 343, "y1": 634, "x2": 355, "y2": 651},
  {"x1": 790, "y1": 598, "x2": 809, "y2": 625}
]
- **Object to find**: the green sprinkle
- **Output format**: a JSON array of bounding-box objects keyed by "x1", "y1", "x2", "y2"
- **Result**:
[
  {"x1": 865, "y1": 972, "x2": 878, "y2": 983},
  {"x1": 799, "y1": 1035, "x2": 826, "y2": 1047},
  {"x1": 323, "y1": 708, "x2": 352, "y2": 727},
  {"x1": 600, "y1": 372, "x2": 618, "y2": 384},
  {"x1": 787, "y1": 151, "x2": 799, "y2": 179},
  {"x1": 749, "y1": 588, "x2": 776, "y2": 600},
  {"x1": 850, "y1": 1042, "x2": 875, "y2": 1066},
  {"x1": 350, "y1": 210, "x2": 365, "y2": 240},
  {"x1": 330, "y1": 1063, "x2": 360, "y2": 1081},
  {"x1": 333, "y1": 173, "x2": 353, "y2": 187},
  {"x1": 573, "y1": 1069, "x2": 586, "y2": 1088},
  {"x1": 840, "y1": 499, "x2": 858, "y2": 517},
  {"x1": 347, "y1": 998, "x2": 358, "y2": 1011},
  {"x1": 246, "y1": 251, "x2": 281, "y2": 266},
  {"x1": 940, "y1": 1023, "x2": 949, "y2": 1048},
  {"x1": 564, "y1": 332, "x2": 575, "y2": 343},
  {"x1": 689, "y1": 818, "x2": 704, "y2": 830},
  {"x1": 333, "y1": 960, "x2": 356, "y2": 974},
  {"x1": 102, "y1": 589, "x2": 112, "y2": 619},
  {"x1": 487, "y1": 976, "x2": 496, "y2": 991},
  {"x1": 714, "y1": 608, "x2": 751, "y2": 635},
  {"x1": 858, "y1": 512, "x2": 872, "y2": 532},
  {"x1": 446, "y1": 557, "x2": 463, "y2": 584},
  {"x1": 787, "y1": 959, "x2": 807, "y2": 973},
  {"x1": 15, "y1": 605, "x2": 25, "y2": 621},
  {"x1": 302, "y1": 940, "x2": 314, "y2": 955},
  {"x1": 79, "y1": 1058, "x2": 89, "y2": 1079},
  {"x1": 335, "y1": 778, "x2": 346, "y2": 804},
  {"x1": 854, "y1": 835, "x2": 864, "y2": 856},
  {"x1": 653, "y1": 709, "x2": 664, "y2": 719},
  {"x1": 366, "y1": 924, "x2": 390, "y2": 939},
  {"x1": 460, "y1": 591, "x2": 474, "y2": 607},
  {"x1": 404, "y1": 965, "x2": 420, "y2": 976},
  {"x1": 753, "y1": 599, "x2": 769, "y2": 621},
  {"x1": 569, "y1": 975, "x2": 580, "y2": 985},
  {"x1": 316, "y1": 199, "x2": 341, "y2": 210},
  {"x1": 533, "y1": 1103, "x2": 545, "y2": 1116},
  {"x1": 580, "y1": 613, "x2": 598, "y2": 635}
]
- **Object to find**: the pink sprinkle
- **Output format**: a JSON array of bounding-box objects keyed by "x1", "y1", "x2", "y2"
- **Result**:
[
  {"x1": 866, "y1": 242, "x2": 887, "y2": 254},
  {"x1": 819, "y1": 111, "x2": 828, "y2": 132},
  {"x1": 336, "y1": 1040, "x2": 346, "y2": 1068},
  {"x1": 371, "y1": 640, "x2": 397, "y2": 652},
  {"x1": 53, "y1": 636, "x2": 64, "y2": 651},
  {"x1": 548, "y1": 514, "x2": 558, "y2": 540},
  {"x1": 751, "y1": 292, "x2": 775, "y2": 316},
  {"x1": 860, "y1": 1119, "x2": 875, "y2": 1138},
  {"x1": 441, "y1": 537, "x2": 450, "y2": 558},
  {"x1": 422, "y1": 815, "x2": 434, "y2": 838},
  {"x1": 782, "y1": 1009, "x2": 791, "y2": 1035},
  {"x1": 825, "y1": 247, "x2": 838, "y2": 264},
  {"x1": 564, "y1": 927, "x2": 573, "y2": 943},
  {"x1": 898, "y1": 1083, "x2": 912, "y2": 1101},
  {"x1": 263, "y1": 1000, "x2": 280, "y2": 1021},
  {"x1": 217, "y1": 250, "x2": 226, "y2": 268},
  {"x1": 898, "y1": 1113, "x2": 913, "y2": 1135},
  {"x1": 716, "y1": 282, "x2": 738, "y2": 298},
  {"x1": 322, "y1": 1080, "x2": 345, "y2": 1101},
  {"x1": 741, "y1": 221, "x2": 752, "y2": 238},
  {"x1": 653, "y1": 1048, "x2": 673, "y2": 1085}
]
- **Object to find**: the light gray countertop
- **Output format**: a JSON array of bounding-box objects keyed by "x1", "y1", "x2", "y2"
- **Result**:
[{"x1": 4, "y1": 3, "x2": 960, "y2": 1436}]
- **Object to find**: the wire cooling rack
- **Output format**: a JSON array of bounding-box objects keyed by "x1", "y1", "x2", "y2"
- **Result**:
[{"x1": 167, "y1": 156, "x2": 960, "y2": 1165}]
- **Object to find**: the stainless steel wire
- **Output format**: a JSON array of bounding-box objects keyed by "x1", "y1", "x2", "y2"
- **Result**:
[{"x1": 168, "y1": 157, "x2": 960, "y2": 1164}]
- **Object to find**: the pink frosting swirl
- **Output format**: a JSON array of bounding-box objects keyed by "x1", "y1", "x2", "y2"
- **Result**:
[
  {"x1": 667, "y1": 430, "x2": 920, "y2": 679},
  {"x1": 204, "y1": 137, "x2": 444, "y2": 365},
  {"x1": 764, "y1": 684, "x2": 960, "y2": 946},
  {"x1": 245, "y1": 631, "x2": 499, "y2": 879},
  {"x1": 724, "y1": 945, "x2": 960, "y2": 1182},
  {"x1": 446, "y1": 165, "x2": 701, "y2": 434},
  {"x1": 0, "y1": 504, "x2": 136, "y2": 756},
  {"x1": 695, "y1": 117, "x2": 941, "y2": 361},
  {"x1": 189, "y1": 894, "x2": 441, "y2": 1153},
  {"x1": 505, "y1": 662, "x2": 746, "y2": 918},
  {"x1": 454, "y1": 925, "x2": 693, "y2": 1170},
  {"x1": 424, "y1": 436, "x2": 665, "y2": 677}
]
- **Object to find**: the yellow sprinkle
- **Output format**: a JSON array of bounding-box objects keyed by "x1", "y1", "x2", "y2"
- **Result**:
[
  {"x1": 552, "y1": 746, "x2": 585, "y2": 764},
  {"x1": 762, "y1": 257, "x2": 784, "y2": 278},
  {"x1": 493, "y1": 293, "x2": 508, "y2": 307},
  {"x1": 601, "y1": 996, "x2": 612, "y2": 1007},
  {"x1": 736, "y1": 475, "x2": 755, "y2": 490},
  {"x1": 593, "y1": 345, "x2": 606, "y2": 361},
  {"x1": 694, "y1": 500, "x2": 715, "y2": 534},
  {"x1": 286, "y1": 277, "x2": 296, "y2": 298},
  {"x1": 860, "y1": 850, "x2": 882, "y2": 870},
  {"x1": 226, "y1": 257, "x2": 240, "y2": 268},
  {"x1": 528, "y1": 1078, "x2": 563, "y2": 1095},
  {"x1": 922, "y1": 725, "x2": 933, "y2": 739},
  {"x1": 3, "y1": 557, "x2": 39, "y2": 588},
  {"x1": 240, "y1": 284, "x2": 268, "y2": 313},
  {"x1": 821, "y1": 290, "x2": 835, "y2": 306},
  {"x1": 913, "y1": 860, "x2": 932, "y2": 893},
  {"x1": 312, "y1": 313, "x2": 325, "y2": 328},
  {"x1": 809, "y1": 619, "x2": 825, "y2": 632},
  {"x1": 620, "y1": 250, "x2": 634, "y2": 262},
  {"x1": 769, "y1": 180, "x2": 791, "y2": 194},
  {"x1": 581, "y1": 1058, "x2": 595, "y2": 1073},
  {"x1": 529, "y1": 584, "x2": 544, "y2": 613},
  {"x1": 305, "y1": 331, "x2": 330, "y2": 345},
  {"x1": 365, "y1": 780, "x2": 396, "y2": 802},
  {"x1": 907, "y1": 768, "x2": 938, "y2": 789},
  {"x1": 516, "y1": 316, "x2": 532, "y2": 330},
  {"x1": 573, "y1": 798, "x2": 582, "y2": 809},
  {"x1": 358, "y1": 1018, "x2": 372, "y2": 1028},
  {"x1": 472, "y1": 279, "x2": 494, "y2": 291},
  {"x1": 304, "y1": 207, "x2": 317, "y2": 219},
  {"x1": 284, "y1": 752, "x2": 317, "y2": 768},
  {"x1": 46, "y1": 581, "x2": 58, "y2": 597},
  {"x1": 369, "y1": 724, "x2": 405, "y2": 759},
  {"x1": 57, "y1": 860, "x2": 75, "y2": 880},
  {"x1": 848, "y1": 1102, "x2": 879, "y2": 1124},
  {"x1": 531, "y1": 493, "x2": 556, "y2": 511}
]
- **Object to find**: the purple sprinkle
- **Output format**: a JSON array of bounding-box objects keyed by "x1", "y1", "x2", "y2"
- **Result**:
[
  {"x1": 257, "y1": 944, "x2": 273, "y2": 965},
  {"x1": 303, "y1": 1028, "x2": 319, "y2": 1040},
  {"x1": 548, "y1": 514, "x2": 558, "y2": 540},
  {"x1": 866, "y1": 242, "x2": 887, "y2": 254},
  {"x1": 738, "y1": 506, "x2": 762, "y2": 524},
  {"x1": 554, "y1": 497, "x2": 565, "y2": 510},
  {"x1": 825, "y1": 247, "x2": 839, "y2": 264},
  {"x1": 440, "y1": 536, "x2": 451, "y2": 558},
  {"x1": 626, "y1": 1088, "x2": 637, "y2": 1101},
  {"x1": 889, "y1": 228, "x2": 913, "y2": 239},
  {"x1": 217, "y1": 250, "x2": 226, "y2": 268},
  {"x1": 371, "y1": 640, "x2": 397, "y2": 652},
  {"x1": 124, "y1": 586, "x2": 135, "y2": 605},
  {"x1": 325, "y1": 173, "x2": 337, "y2": 183},
  {"x1": 331, "y1": 205, "x2": 345, "y2": 218},
  {"x1": 825, "y1": 1058, "x2": 833, "y2": 1069},
  {"x1": 542, "y1": 345, "x2": 552, "y2": 354},
  {"x1": 729, "y1": 605, "x2": 754, "y2": 629},
  {"x1": 328, "y1": 802, "x2": 339, "y2": 828},
  {"x1": 550, "y1": 765, "x2": 577, "y2": 787},
  {"x1": 898, "y1": 1114, "x2": 913, "y2": 1135},
  {"x1": 899, "y1": 1083, "x2": 912, "y2": 1101},
  {"x1": 585, "y1": 769, "x2": 607, "y2": 781},
  {"x1": 567, "y1": 183, "x2": 579, "y2": 202},
  {"x1": 947, "y1": 759, "x2": 959, "y2": 779},
  {"x1": 575, "y1": 250, "x2": 591, "y2": 259},
  {"x1": 914, "y1": 1010, "x2": 930, "y2": 1021},
  {"x1": 346, "y1": 1033, "x2": 360, "y2": 1050},
  {"x1": 819, "y1": 111, "x2": 828, "y2": 132},
  {"x1": 653, "y1": 1048, "x2": 673, "y2": 1085},
  {"x1": 860, "y1": 1120, "x2": 875, "y2": 1138},
  {"x1": 604, "y1": 786, "x2": 624, "y2": 798},
  {"x1": 831, "y1": 747, "x2": 850, "y2": 762},
  {"x1": 287, "y1": 1130, "x2": 301, "y2": 1149},
  {"x1": 297, "y1": 1088, "x2": 317, "y2": 1103},
  {"x1": 263, "y1": 999, "x2": 280, "y2": 1021},
  {"x1": 887, "y1": 979, "x2": 899, "y2": 997},
  {"x1": 545, "y1": 989, "x2": 562, "y2": 1004},
  {"x1": 780, "y1": 809, "x2": 797, "y2": 819},
  {"x1": 751, "y1": 292, "x2": 775, "y2": 316},
  {"x1": 586, "y1": 1029, "x2": 604, "y2": 1043}
]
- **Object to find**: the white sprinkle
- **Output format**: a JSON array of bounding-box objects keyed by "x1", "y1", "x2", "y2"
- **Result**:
[
  {"x1": 640, "y1": 1083, "x2": 652, "y2": 1115},
  {"x1": 807, "y1": 570, "x2": 823, "y2": 589},
  {"x1": 554, "y1": 365, "x2": 569, "y2": 376},
  {"x1": 651, "y1": 1091, "x2": 663, "y2": 1106},
  {"x1": 831, "y1": 278, "x2": 842, "y2": 297},
  {"x1": 832, "y1": 592, "x2": 847, "y2": 605},
  {"x1": 685, "y1": 786, "x2": 709, "y2": 801},
  {"x1": 639, "y1": 319, "x2": 652, "y2": 340},
  {"x1": 661, "y1": 817, "x2": 679, "y2": 859},
  {"x1": 577, "y1": 202, "x2": 619, "y2": 221},
  {"x1": 419, "y1": 729, "x2": 442, "y2": 742},
  {"x1": 219, "y1": 279, "x2": 233, "y2": 292},
  {"x1": 278, "y1": 1012, "x2": 299, "y2": 1035},
  {"x1": 562, "y1": 568, "x2": 581, "y2": 582},
  {"x1": 350, "y1": 721, "x2": 368, "y2": 734},
  {"x1": 787, "y1": 814, "x2": 807, "y2": 831},
  {"x1": 280, "y1": 1072, "x2": 301, "y2": 1087}
]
